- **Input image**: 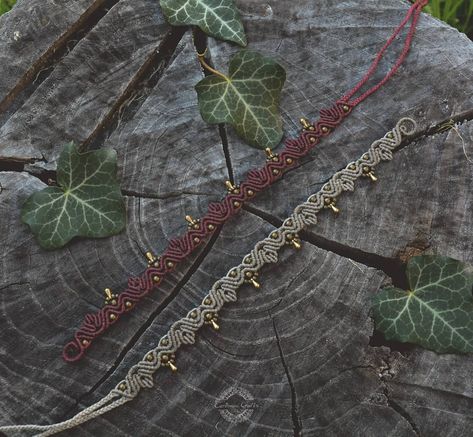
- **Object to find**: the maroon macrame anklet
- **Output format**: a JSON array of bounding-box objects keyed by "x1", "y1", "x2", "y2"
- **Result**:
[{"x1": 63, "y1": 0, "x2": 428, "y2": 362}]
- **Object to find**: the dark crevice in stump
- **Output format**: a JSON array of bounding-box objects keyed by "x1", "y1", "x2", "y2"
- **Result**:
[
  {"x1": 243, "y1": 203, "x2": 409, "y2": 289},
  {"x1": 270, "y1": 314, "x2": 303, "y2": 437},
  {"x1": 82, "y1": 26, "x2": 187, "y2": 151},
  {"x1": 0, "y1": 0, "x2": 120, "y2": 125}
]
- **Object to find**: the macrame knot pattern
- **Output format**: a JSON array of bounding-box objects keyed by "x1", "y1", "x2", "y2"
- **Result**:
[{"x1": 108, "y1": 118, "x2": 416, "y2": 401}]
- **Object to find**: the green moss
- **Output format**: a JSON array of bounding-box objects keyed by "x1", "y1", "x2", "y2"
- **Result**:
[{"x1": 0, "y1": 0, "x2": 16, "y2": 15}]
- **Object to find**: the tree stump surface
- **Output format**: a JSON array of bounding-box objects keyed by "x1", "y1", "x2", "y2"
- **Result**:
[{"x1": 1, "y1": 0, "x2": 473, "y2": 436}]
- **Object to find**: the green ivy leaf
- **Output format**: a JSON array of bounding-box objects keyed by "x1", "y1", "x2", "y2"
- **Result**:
[
  {"x1": 21, "y1": 143, "x2": 126, "y2": 250},
  {"x1": 160, "y1": 0, "x2": 247, "y2": 46},
  {"x1": 372, "y1": 255, "x2": 473, "y2": 353},
  {"x1": 195, "y1": 50, "x2": 286, "y2": 149}
]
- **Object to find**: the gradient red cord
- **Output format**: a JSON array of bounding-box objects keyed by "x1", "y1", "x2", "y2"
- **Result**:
[{"x1": 63, "y1": 0, "x2": 429, "y2": 362}]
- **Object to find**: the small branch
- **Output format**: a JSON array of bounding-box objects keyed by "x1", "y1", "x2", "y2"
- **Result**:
[{"x1": 197, "y1": 49, "x2": 230, "y2": 81}]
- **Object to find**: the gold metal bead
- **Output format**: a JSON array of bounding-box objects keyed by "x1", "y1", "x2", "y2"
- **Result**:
[
  {"x1": 321, "y1": 126, "x2": 329, "y2": 133},
  {"x1": 185, "y1": 215, "x2": 200, "y2": 229},
  {"x1": 270, "y1": 231, "x2": 278, "y2": 239},
  {"x1": 104, "y1": 288, "x2": 114, "y2": 302},
  {"x1": 161, "y1": 338, "x2": 169, "y2": 346},
  {"x1": 204, "y1": 298, "x2": 212, "y2": 305},
  {"x1": 125, "y1": 301, "x2": 133, "y2": 309},
  {"x1": 309, "y1": 137, "x2": 316, "y2": 143},
  {"x1": 285, "y1": 157, "x2": 294, "y2": 165},
  {"x1": 118, "y1": 383, "x2": 126, "y2": 391},
  {"x1": 367, "y1": 171, "x2": 378, "y2": 182},
  {"x1": 193, "y1": 237, "x2": 200, "y2": 243},
  {"x1": 146, "y1": 353, "x2": 154, "y2": 362},
  {"x1": 286, "y1": 233, "x2": 302, "y2": 249},
  {"x1": 233, "y1": 201, "x2": 241, "y2": 208},
  {"x1": 342, "y1": 104, "x2": 350, "y2": 112},
  {"x1": 299, "y1": 117, "x2": 314, "y2": 131},
  {"x1": 265, "y1": 147, "x2": 278, "y2": 161},
  {"x1": 247, "y1": 189, "x2": 255, "y2": 196},
  {"x1": 162, "y1": 354, "x2": 177, "y2": 372},
  {"x1": 249, "y1": 278, "x2": 261, "y2": 289},
  {"x1": 328, "y1": 203, "x2": 339, "y2": 214},
  {"x1": 207, "y1": 223, "x2": 215, "y2": 231},
  {"x1": 324, "y1": 198, "x2": 340, "y2": 214},
  {"x1": 166, "y1": 261, "x2": 174, "y2": 268},
  {"x1": 387, "y1": 132, "x2": 394, "y2": 139},
  {"x1": 81, "y1": 339, "x2": 89, "y2": 346},
  {"x1": 363, "y1": 154, "x2": 370, "y2": 160},
  {"x1": 152, "y1": 275, "x2": 160, "y2": 283},
  {"x1": 205, "y1": 313, "x2": 220, "y2": 331},
  {"x1": 109, "y1": 314, "x2": 117, "y2": 321},
  {"x1": 362, "y1": 166, "x2": 378, "y2": 182},
  {"x1": 348, "y1": 164, "x2": 356, "y2": 170},
  {"x1": 145, "y1": 251, "x2": 157, "y2": 265},
  {"x1": 229, "y1": 270, "x2": 237, "y2": 277},
  {"x1": 244, "y1": 256, "x2": 252, "y2": 264},
  {"x1": 286, "y1": 219, "x2": 293, "y2": 226},
  {"x1": 225, "y1": 180, "x2": 240, "y2": 194},
  {"x1": 292, "y1": 239, "x2": 302, "y2": 249},
  {"x1": 104, "y1": 287, "x2": 118, "y2": 305},
  {"x1": 245, "y1": 271, "x2": 260, "y2": 289},
  {"x1": 272, "y1": 168, "x2": 280, "y2": 175},
  {"x1": 190, "y1": 311, "x2": 197, "y2": 319}
]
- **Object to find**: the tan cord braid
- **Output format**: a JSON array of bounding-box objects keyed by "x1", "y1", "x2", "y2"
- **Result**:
[{"x1": 0, "y1": 118, "x2": 417, "y2": 436}]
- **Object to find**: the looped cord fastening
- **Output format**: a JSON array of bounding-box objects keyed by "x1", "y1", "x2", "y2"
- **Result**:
[{"x1": 341, "y1": 0, "x2": 429, "y2": 106}]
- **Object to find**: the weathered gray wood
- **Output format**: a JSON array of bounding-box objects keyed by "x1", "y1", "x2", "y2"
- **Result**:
[
  {"x1": 0, "y1": 0, "x2": 170, "y2": 168},
  {"x1": 1, "y1": 0, "x2": 473, "y2": 436},
  {"x1": 0, "y1": 0, "x2": 111, "y2": 108}
]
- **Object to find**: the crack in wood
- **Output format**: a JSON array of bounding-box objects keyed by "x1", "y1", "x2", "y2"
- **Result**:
[
  {"x1": 192, "y1": 28, "x2": 235, "y2": 183},
  {"x1": 0, "y1": 0, "x2": 121, "y2": 126},
  {"x1": 269, "y1": 313, "x2": 303, "y2": 437},
  {"x1": 82, "y1": 26, "x2": 187, "y2": 150},
  {"x1": 284, "y1": 109, "x2": 473, "y2": 176},
  {"x1": 122, "y1": 188, "x2": 214, "y2": 200},
  {"x1": 0, "y1": 159, "x2": 57, "y2": 186},
  {"x1": 243, "y1": 203, "x2": 408, "y2": 289},
  {"x1": 201, "y1": 335, "x2": 255, "y2": 358},
  {"x1": 218, "y1": 123, "x2": 235, "y2": 184},
  {"x1": 382, "y1": 386, "x2": 421, "y2": 437}
]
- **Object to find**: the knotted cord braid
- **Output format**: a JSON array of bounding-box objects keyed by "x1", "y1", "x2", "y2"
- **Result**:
[
  {"x1": 63, "y1": 0, "x2": 428, "y2": 362},
  {"x1": 2, "y1": 118, "x2": 417, "y2": 436}
]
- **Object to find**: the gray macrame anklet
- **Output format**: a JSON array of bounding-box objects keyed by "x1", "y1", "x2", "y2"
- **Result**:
[{"x1": 0, "y1": 117, "x2": 417, "y2": 436}]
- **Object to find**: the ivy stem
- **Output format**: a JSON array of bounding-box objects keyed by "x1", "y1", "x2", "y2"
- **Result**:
[{"x1": 197, "y1": 49, "x2": 230, "y2": 82}]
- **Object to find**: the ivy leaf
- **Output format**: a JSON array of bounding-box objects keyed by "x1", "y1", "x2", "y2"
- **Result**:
[
  {"x1": 372, "y1": 255, "x2": 473, "y2": 353},
  {"x1": 21, "y1": 143, "x2": 126, "y2": 250},
  {"x1": 195, "y1": 50, "x2": 286, "y2": 149},
  {"x1": 159, "y1": 0, "x2": 247, "y2": 46}
]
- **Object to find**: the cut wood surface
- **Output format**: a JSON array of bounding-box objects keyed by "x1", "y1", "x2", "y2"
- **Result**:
[{"x1": 1, "y1": 0, "x2": 473, "y2": 436}]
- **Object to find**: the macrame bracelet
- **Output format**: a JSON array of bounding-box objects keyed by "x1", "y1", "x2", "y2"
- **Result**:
[
  {"x1": 63, "y1": 0, "x2": 428, "y2": 362},
  {"x1": 1, "y1": 118, "x2": 417, "y2": 436}
]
